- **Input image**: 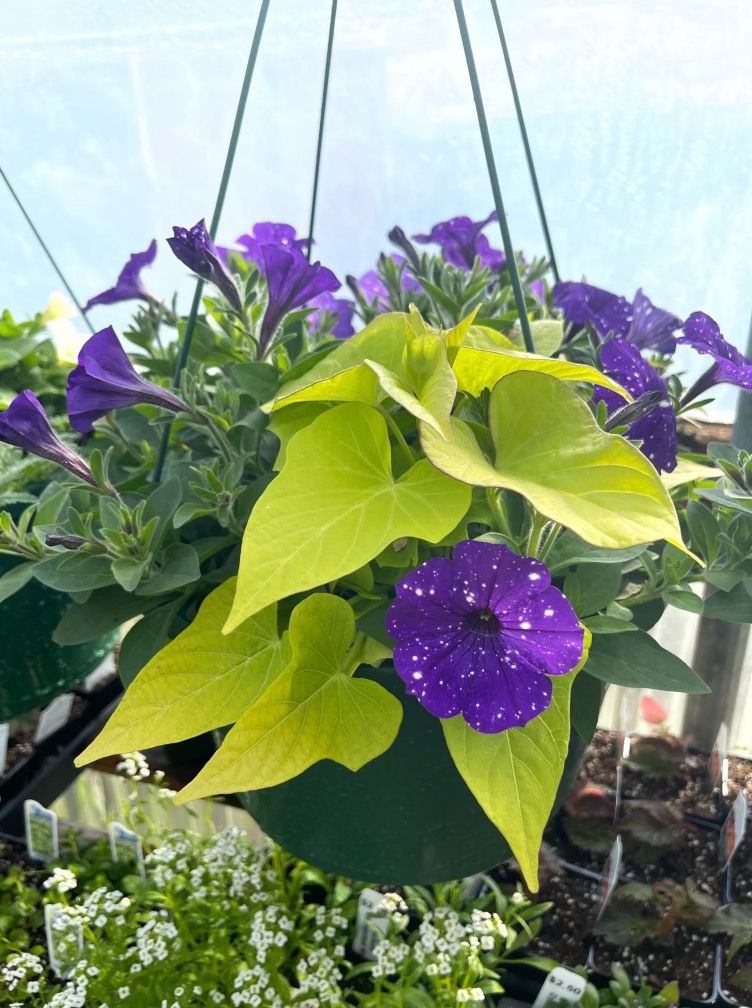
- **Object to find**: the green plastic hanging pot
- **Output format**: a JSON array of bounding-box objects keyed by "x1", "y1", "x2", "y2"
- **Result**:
[
  {"x1": 237, "y1": 664, "x2": 587, "y2": 884},
  {"x1": 0, "y1": 551, "x2": 114, "y2": 721}
]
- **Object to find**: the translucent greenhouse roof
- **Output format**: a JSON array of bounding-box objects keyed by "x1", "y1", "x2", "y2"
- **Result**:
[{"x1": 2, "y1": 1, "x2": 750, "y2": 420}]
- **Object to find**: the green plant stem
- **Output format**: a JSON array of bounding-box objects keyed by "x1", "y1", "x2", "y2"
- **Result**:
[
  {"x1": 537, "y1": 521, "x2": 562, "y2": 563},
  {"x1": 379, "y1": 407, "x2": 416, "y2": 468},
  {"x1": 486, "y1": 487, "x2": 511, "y2": 538},
  {"x1": 525, "y1": 511, "x2": 548, "y2": 558}
]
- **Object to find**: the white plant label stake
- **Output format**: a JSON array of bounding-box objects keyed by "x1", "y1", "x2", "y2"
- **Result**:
[
  {"x1": 720, "y1": 792, "x2": 748, "y2": 870},
  {"x1": 532, "y1": 966, "x2": 587, "y2": 1008},
  {"x1": 45, "y1": 903, "x2": 83, "y2": 977},
  {"x1": 709, "y1": 722, "x2": 729, "y2": 797},
  {"x1": 353, "y1": 888, "x2": 389, "y2": 959},
  {"x1": 24, "y1": 799, "x2": 59, "y2": 862},
  {"x1": 0, "y1": 722, "x2": 8, "y2": 774},
  {"x1": 109, "y1": 821, "x2": 146, "y2": 879},
  {"x1": 34, "y1": 693, "x2": 75, "y2": 744},
  {"x1": 596, "y1": 835, "x2": 623, "y2": 921}
]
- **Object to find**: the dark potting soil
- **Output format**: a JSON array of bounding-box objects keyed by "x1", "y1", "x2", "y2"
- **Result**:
[
  {"x1": 592, "y1": 925, "x2": 716, "y2": 1000},
  {"x1": 527, "y1": 870, "x2": 597, "y2": 968},
  {"x1": 546, "y1": 804, "x2": 724, "y2": 902},
  {"x1": 580, "y1": 729, "x2": 752, "y2": 822},
  {"x1": 728, "y1": 832, "x2": 752, "y2": 903}
]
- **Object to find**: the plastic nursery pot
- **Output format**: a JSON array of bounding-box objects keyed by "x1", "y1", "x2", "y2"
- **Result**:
[
  {"x1": 0, "y1": 550, "x2": 114, "y2": 721},
  {"x1": 237, "y1": 664, "x2": 588, "y2": 885}
]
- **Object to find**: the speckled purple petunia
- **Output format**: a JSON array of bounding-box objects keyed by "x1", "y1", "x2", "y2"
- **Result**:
[
  {"x1": 553, "y1": 282, "x2": 679, "y2": 354},
  {"x1": 594, "y1": 338, "x2": 677, "y2": 473},
  {"x1": 386, "y1": 540, "x2": 583, "y2": 734},
  {"x1": 167, "y1": 219, "x2": 243, "y2": 313},
  {"x1": 678, "y1": 312, "x2": 752, "y2": 391}
]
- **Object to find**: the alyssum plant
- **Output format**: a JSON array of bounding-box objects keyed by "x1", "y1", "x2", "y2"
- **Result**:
[{"x1": 0, "y1": 213, "x2": 750, "y2": 888}]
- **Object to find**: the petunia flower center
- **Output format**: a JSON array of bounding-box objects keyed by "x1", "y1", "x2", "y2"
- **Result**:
[{"x1": 465, "y1": 607, "x2": 501, "y2": 637}]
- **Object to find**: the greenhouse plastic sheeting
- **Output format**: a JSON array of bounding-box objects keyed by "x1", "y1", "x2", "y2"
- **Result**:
[{"x1": 1, "y1": 1, "x2": 750, "y2": 418}]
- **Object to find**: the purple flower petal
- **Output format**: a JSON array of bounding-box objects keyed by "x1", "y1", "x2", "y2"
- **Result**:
[
  {"x1": 259, "y1": 246, "x2": 340, "y2": 352},
  {"x1": 167, "y1": 219, "x2": 242, "y2": 313},
  {"x1": 628, "y1": 289, "x2": 680, "y2": 354},
  {"x1": 678, "y1": 312, "x2": 752, "y2": 391},
  {"x1": 413, "y1": 212, "x2": 504, "y2": 272},
  {"x1": 307, "y1": 292, "x2": 355, "y2": 340},
  {"x1": 235, "y1": 222, "x2": 310, "y2": 266},
  {"x1": 386, "y1": 540, "x2": 583, "y2": 734},
  {"x1": 554, "y1": 282, "x2": 679, "y2": 353},
  {"x1": 0, "y1": 391, "x2": 95, "y2": 484},
  {"x1": 67, "y1": 326, "x2": 188, "y2": 434},
  {"x1": 553, "y1": 281, "x2": 632, "y2": 338},
  {"x1": 355, "y1": 255, "x2": 421, "y2": 313},
  {"x1": 595, "y1": 339, "x2": 677, "y2": 472},
  {"x1": 84, "y1": 240, "x2": 158, "y2": 312}
]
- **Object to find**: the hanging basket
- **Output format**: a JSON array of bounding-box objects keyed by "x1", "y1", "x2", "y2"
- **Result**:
[
  {"x1": 236, "y1": 664, "x2": 587, "y2": 884},
  {"x1": 0, "y1": 550, "x2": 114, "y2": 721}
]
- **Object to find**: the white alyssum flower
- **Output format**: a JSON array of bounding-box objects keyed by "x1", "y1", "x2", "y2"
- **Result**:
[{"x1": 44, "y1": 867, "x2": 78, "y2": 893}]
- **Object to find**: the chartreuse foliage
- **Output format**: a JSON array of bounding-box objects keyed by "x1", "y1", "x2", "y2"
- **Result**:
[
  {"x1": 442, "y1": 633, "x2": 590, "y2": 892},
  {"x1": 177, "y1": 593, "x2": 400, "y2": 802},
  {"x1": 224, "y1": 402, "x2": 471, "y2": 630},
  {"x1": 63, "y1": 299, "x2": 704, "y2": 889},
  {"x1": 420, "y1": 371, "x2": 684, "y2": 550},
  {"x1": 76, "y1": 579, "x2": 289, "y2": 762}
]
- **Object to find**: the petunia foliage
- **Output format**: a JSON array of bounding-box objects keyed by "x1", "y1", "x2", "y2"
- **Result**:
[{"x1": 1, "y1": 213, "x2": 749, "y2": 890}]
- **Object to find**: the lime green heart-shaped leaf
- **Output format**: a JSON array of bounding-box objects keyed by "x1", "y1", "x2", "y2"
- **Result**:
[
  {"x1": 76, "y1": 579, "x2": 288, "y2": 765},
  {"x1": 452, "y1": 344, "x2": 628, "y2": 398},
  {"x1": 227, "y1": 402, "x2": 471, "y2": 630},
  {"x1": 267, "y1": 313, "x2": 409, "y2": 411},
  {"x1": 661, "y1": 457, "x2": 722, "y2": 490},
  {"x1": 177, "y1": 593, "x2": 400, "y2": 801},
  {"x1": 442, "y1": 665, "x2": 581, "y2": 893},
  {"x1": 420, "y1": 371, "x2": 684, "y2": 551},
  {"x1": 508, "y1": 319, "x2": 563, "y2": 357},
  {"x1": 267, "y1": 402, "x2": 328, "y2": 469},
  {"x1": 366, "y1": 335, "x2": 457, "y2": 438}
]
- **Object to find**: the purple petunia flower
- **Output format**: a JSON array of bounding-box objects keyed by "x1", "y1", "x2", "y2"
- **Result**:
[
  {"x1": 413, "y1": 212, "x2": 505, "y2": 272},
  {"x1": 553, "y1": 282, "x2": 680, "y2": 353},
  {"x1": 0, "y1": 391, "x2": 96, "y2": 485},
  {"x1": 167, "y1": 219, "x2": 242, "y2": 313},
  {"x1": 553, "y1": 281, "x2": 630, "y2": 336},
  {"x1": 306, "y1": 292, "x2": 355, "y2": 340},
  {"x1": 67, "y1": 326, "x2": 188, "y2": 434},
  {"x1": 594, "y1": 339, "x2": 677, "y2": 472},
  {"x1": 386, "y1": 540, "x2": 583, "y2": 734},
  {"x1": 355, "y1": 255, "x2": 421, "y2": 313},
  {"x1": 84, "y1": 240, "x2": 159, "y2": 313},
  {"x1": 234, "y1": 222, "x2": 310, "y2": 265},
  {"x1": 259, "y1": 246, "x2": 340, "y2": 353},
  {"x1": 678, "y1": 312, "x2": 752, "y2": 396}
]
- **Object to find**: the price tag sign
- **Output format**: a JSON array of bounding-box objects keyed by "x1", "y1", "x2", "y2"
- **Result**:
[
  {"x1": 532, "y1": 966, "x2": 587, "y2": 1008},
  {"x1": 25, "y1": 800, "x2": 59, "y2": 862},
  {"x1": 34, "y1": 693, "x2": 75, "y2": 744},
  {"x1": 0, "y1": 722, "x2": 9, "y2": 774},
  {"x1": 45, "y1": 904, "x2": 83, "y2": 977},
  {"x1": 352, "y1": 888, "x2": 389, "y2": 959},
  {"x1": 596, "y1": 835, "x2": 623, "y2": 921},
  {"x1": 109, "y1": 821, "x2": 145, "y2": 879},
  {"x1": 720, "y1": 792, "x2": 748, "y2": 870},
  {"x1": 709, "y1": 722, "x2": 729, "y2": 797}
]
